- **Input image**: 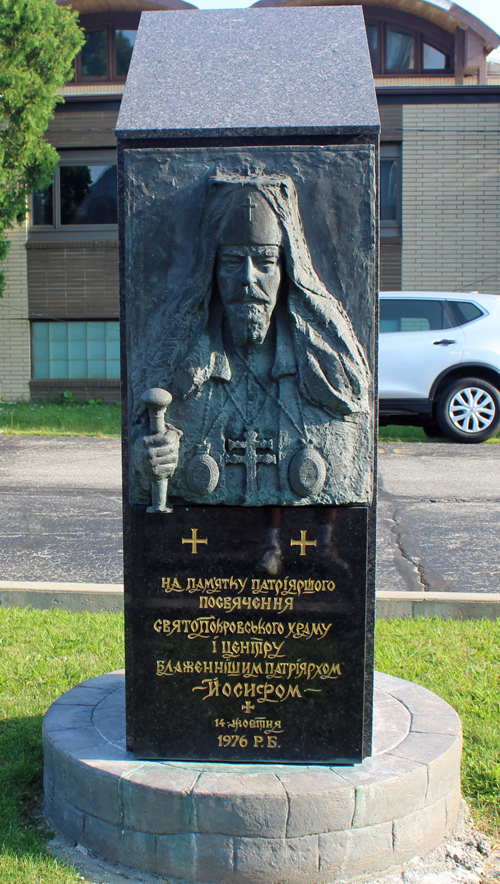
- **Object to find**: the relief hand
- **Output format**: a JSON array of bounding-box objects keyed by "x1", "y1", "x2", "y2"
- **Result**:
[{"x1": 141, "y1": 388, "x2": 182, "y2": 513}]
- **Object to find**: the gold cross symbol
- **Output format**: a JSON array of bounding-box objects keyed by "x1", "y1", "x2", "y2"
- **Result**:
[
  {"x1": 182, "y1": 528, "x2": 208, "y2": 554},
  {"x1": 290, "y1": 530, "x2": 317, "y2": 556},
  {"x1": 241, "y1": 700, "x2": 255, "y2": 713}
]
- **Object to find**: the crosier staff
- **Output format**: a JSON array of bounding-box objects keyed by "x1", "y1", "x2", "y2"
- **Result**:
[{"x1": 140, "y1": 388, "x2": 181, "y2": 513}]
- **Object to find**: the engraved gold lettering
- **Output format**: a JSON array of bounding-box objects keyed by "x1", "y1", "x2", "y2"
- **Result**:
[{"x1": 193, "y1": 677, "x2": 220, "y2": 698}]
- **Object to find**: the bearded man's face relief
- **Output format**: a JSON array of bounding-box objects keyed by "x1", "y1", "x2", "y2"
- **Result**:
[{"x1": 216, "y1": 244, "x2": 281, "y2": 346}]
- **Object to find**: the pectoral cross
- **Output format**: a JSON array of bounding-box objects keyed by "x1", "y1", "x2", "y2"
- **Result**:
[
  {"x1": 244, "y1": 195, "x2": 257, "y2": 221},
  {"x1": 226, "y1": 430, "x2": 277, "y2": 505}
]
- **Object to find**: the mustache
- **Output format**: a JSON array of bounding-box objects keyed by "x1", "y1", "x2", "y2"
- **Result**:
[{"x1": 229, "y1": 284, "x2": 270, "y2": 304}]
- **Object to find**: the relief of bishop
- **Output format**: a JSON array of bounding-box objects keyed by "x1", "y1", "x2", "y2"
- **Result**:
[{"x1": 131, "y1": 173, "x2": 373, "y2": 507}]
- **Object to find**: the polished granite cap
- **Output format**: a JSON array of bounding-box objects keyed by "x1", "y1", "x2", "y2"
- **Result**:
[{"x1": 116, "y1": 7, "x2": 380, "y2": 140}]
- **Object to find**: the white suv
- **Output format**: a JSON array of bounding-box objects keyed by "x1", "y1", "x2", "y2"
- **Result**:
[{"x1": 379, "y1": 292, "x2": 500, "y2": 443}]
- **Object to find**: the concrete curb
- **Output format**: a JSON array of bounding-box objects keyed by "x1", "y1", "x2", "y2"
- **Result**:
[
  {"x1": 376, "y1": 590, "x2": 500, "y2": 620},
  {"x1": 0, "y1": 581, "x2": 499, "y2": 619},
  {"x1": 0, "y1": 580, "x2": 123, "y2": 613}
]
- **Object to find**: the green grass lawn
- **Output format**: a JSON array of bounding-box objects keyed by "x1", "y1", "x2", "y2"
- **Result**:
[
  {"x1": 1, "y1": 400, "x2": 499, "y2": 443},
  {"x1": 0, "y1": 400, "x2": 121, "y2": 437},
  {"x1": 0, "y1": 610, "x2": 498, "y2": 883},
  {"x1": 379, "y1": 423, "x2": 500, "y2": 443}
]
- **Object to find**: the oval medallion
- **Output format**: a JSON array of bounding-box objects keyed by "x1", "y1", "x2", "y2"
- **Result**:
[
  {"x1": 186, "y1": 453, "x2": 220, "y2": 495},
  {"x1": 289, "y1": 447, "x2": 327, "y2": 499}
]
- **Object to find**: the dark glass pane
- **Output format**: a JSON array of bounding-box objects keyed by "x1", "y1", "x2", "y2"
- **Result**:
[
  {"x1": 366, "y1": 24, "x2": 378, "y2": 70},
  {"x1": 32, "y1": 185, "x2": 53, "y2": 225},
  {"x1": 81, "y1": 30, "x2": 108, "y2": 79},
  {"x1": 449, "y1": 302, "x2": 483, "y2": 326},
  {"x1": 380, "y1": 299, "x2": 444, "y2": 333},
  {"x1": 423, "y1": 43, "x2": 448, "y2": 70},
  {"x1": 380, "y1": 158, "x2": 398, "y2": 222},
  {"x1": 116, "y1": 29, "x2": 137, "y2": 77},
  {"x1": 60, "y1": 165, "x2": 117, "y2": 225},
  {"x1": 386, "y1": 28, "x2": 415, "y2": 70}
]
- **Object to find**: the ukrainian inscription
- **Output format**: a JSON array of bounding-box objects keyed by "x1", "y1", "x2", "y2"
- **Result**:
[{"x1": 125, "y1": 505, "x2": 368, "y2": 762}]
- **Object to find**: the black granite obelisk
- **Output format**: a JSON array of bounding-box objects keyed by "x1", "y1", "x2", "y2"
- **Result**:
[{"x1": 117, "y1": 6, "x2": 379, "y2": 763}]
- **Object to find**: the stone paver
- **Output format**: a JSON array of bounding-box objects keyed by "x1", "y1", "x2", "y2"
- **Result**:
[{"x1": 43, "y1": 670, "x2": 462, "y2": 883}]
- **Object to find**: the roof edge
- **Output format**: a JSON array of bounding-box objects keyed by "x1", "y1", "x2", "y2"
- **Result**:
[{"x1": 250, "y1": 0, "x2": 500, "y2": 52}]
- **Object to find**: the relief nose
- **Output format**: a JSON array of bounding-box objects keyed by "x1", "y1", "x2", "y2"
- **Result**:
[{"x1": 239, "y1": 256, "x2": 255, "y2": 286}]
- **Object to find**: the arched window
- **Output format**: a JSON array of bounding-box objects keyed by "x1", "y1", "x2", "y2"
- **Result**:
[{"x1": 365, "y1": 13, "x2": 453, "y2": 76}]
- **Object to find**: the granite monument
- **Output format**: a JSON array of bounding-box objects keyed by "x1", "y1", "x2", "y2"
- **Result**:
[{"x1": 118, "y1": 6, "x2": 379, "y2": 763}]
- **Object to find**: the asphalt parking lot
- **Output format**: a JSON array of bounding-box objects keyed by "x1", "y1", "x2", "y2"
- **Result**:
[{"x1": 0, "y1": 435, "x2": 499, "y2": 593}]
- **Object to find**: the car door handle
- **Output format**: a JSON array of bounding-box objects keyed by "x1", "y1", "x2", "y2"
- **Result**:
[{"x1": 433, "y1": 339, "x2": 456, "y2": 345}]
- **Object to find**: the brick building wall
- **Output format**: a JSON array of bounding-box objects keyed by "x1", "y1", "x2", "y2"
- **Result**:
[
  {"x1": 401, "y1": 103, "x2": 500, "y2": 294},
  {"x1": 0, "y1": 222, "x2": 31, "y2": 401},
  {"x1": 27, "y1": 241, "x2": 119, "y2": 319}
]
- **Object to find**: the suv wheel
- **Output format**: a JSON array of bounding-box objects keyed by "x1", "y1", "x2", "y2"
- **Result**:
[{"x1": 436, "y1": 377, "x2": 500, "y2": 443}]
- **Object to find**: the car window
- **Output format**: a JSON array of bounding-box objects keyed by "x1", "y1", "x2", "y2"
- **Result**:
[
  {"x1": 380, "y1": 298, "x2": 451, "y2": 333},
  {"x1": 448, "y1": 301, "x2": 484, "y2": 326}
]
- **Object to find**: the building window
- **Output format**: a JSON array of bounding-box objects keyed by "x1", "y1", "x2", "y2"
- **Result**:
[
  {"x1": 31, "y1": 153, "x2": 117, "y2": 231},
  {"x1": 366, "y1": 20, "x2": 452, "y2": 75},
  {"x1": 116, "y1": 30, "x2": 136, "y2": 76},
  {"x1": 60, "y1": 165, "x2": 117, "y2": 225},
  {"x1": 422, "y1": 43, "x2": 448, "y2": 70},
  {"x1": 32, "y1": 187, "x2": 54, "y2": 227},
  {"x1": 32, "y1": 321, "x2": 120, "y2": 380},
  {"x1": 386, "y1": 27, "x2": 415, "y2": 70},
  {"x1": 72, "y1": 19, "x2": 138, "y2": 83},
  {"x1": 380, "y1": 145, "x2": 401, "y2": 236},
  {"x1": 81, "y1": 29, "x2": 108, "y2": 79}
]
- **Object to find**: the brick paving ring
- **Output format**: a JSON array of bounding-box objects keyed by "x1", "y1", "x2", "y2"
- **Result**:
[{"x1": 43, "y1": 671, "x2": 462, "y2": 883}]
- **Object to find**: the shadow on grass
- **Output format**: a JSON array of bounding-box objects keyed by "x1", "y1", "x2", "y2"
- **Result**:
[{"x1": 0, "y1": 714, "x2": 52, "y2": 853}]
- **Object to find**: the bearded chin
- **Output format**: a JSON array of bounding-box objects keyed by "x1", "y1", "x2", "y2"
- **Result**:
[{"x1": 228, "y1": 305, "x2": 271, "y2": 346}]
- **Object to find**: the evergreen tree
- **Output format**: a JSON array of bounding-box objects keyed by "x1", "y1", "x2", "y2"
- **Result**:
[{"x1": 0, "y1": 0, "x2": 83, "y2": 294}]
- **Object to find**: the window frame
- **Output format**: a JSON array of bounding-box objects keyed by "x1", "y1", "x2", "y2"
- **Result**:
[
  {"x1": 384, "y1": 23, "x2": 417, "y2": 74},
  {"x1": 75, "y1": 26, "x2": 112, "y2": 83},
  {"x1": 72, "y1": 12, "x2": 139, "y2": 84},
  {"x1": 30, "y1": 319, "x2": 121, "y2": 381},
  {"x1": 365, "y1": 14, "x2": 453, "y2": 77},
  {"x1": 29, "y1": 150, "x2": 118, "y2": 242},
  {"x1": 380, "y1": 144, "x2": 401, "y2": 237}
]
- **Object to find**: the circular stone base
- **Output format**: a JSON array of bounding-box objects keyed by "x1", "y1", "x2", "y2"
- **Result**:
[{"x1": 43, "y1": 671, "x2": 462, "y2": 884}]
